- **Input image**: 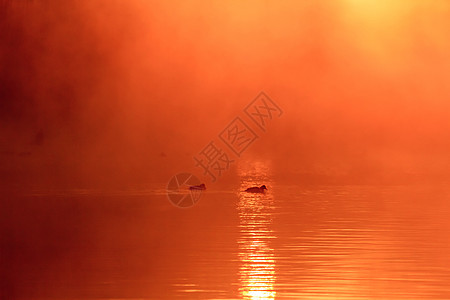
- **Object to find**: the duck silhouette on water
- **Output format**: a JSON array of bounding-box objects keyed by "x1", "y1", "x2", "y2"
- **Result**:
[
  {"x1": 245, "y1": 185, "x2": 267, "y2": 193},
  {"x1": 189, "y1": 183, "x2": 206, "y2": 190}
]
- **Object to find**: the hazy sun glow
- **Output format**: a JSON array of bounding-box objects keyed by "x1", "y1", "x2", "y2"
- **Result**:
[{"x1": 2, "y1": 1, "x2": 450, "y2": 298}]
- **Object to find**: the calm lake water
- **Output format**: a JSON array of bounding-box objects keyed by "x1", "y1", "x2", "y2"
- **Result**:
[{"x1": 2, "y1": 178, "x2": 450, "y2": 299}]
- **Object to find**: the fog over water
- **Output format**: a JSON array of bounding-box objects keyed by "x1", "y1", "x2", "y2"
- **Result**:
[
  {"x1": 2, "y1": 2, "x2": 450, "y2": 299},
  {"x1": 2, "y1": 0, "x2": 450, "y2": 191}
]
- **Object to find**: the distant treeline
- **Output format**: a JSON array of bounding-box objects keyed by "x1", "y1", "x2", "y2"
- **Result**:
[{"x1": 0, "y1": 0, "x2": 34, "y2": 18}]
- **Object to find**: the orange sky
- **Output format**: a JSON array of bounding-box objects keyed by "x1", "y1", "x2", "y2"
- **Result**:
[{"x1": 1, "y1": 0, "x2": 450, "y2": 190}]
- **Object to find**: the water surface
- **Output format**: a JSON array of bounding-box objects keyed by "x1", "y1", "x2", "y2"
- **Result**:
[{"x1": 2, "y1": 181, "x2": 450, "y2": 299}]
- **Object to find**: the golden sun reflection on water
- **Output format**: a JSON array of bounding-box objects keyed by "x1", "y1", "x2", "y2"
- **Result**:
[{"x1": 237, "y1": 161, "x2": 276, "y2": 300}]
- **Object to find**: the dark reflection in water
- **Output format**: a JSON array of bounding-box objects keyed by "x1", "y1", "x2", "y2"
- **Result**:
[{"x1": 2, "y1": 177, "x2": 450, "y2": 299}]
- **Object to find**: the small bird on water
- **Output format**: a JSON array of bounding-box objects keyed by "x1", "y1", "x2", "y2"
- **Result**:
[
  {"x1": 189, "y1": 183, "x2": 206, "y2": 190},
  {"x1": 245, "y1": 185, "x2": 267, "y2": 193}
]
